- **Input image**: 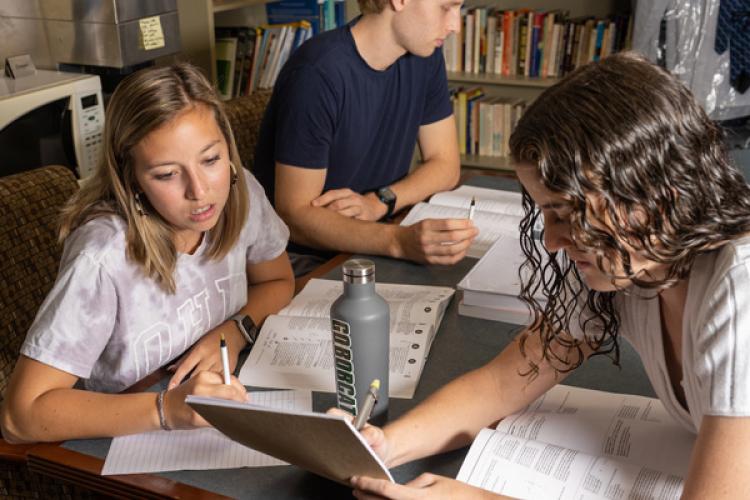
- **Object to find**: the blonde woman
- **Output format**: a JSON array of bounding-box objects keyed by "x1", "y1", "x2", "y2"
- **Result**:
[{"x1": 1, "y1": 64, "x2": 294, "y2": 443}]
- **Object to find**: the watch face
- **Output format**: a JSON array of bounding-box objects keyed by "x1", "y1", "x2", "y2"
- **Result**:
[
  {"x1": 378, "y1": 187, "x2": 396, "y2": 203},
  {"x1": 240, "y1": 316, "x2": 254, "y2": 332}
]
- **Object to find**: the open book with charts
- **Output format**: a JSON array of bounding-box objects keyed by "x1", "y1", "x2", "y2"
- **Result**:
[
  {"x1": 457, "y1": 385, "x2": 695, "y2": 500},
  {"x1": 400, "y1": 185, "x2": 524, "y2": 258},
  {"x1": 238, "y1": 279, "x2": 454, "y2": 398},
  {"x1": 457, "y1": 232, "x2": 546, "y2": 325},
  {"x1": 186, "y1": 394, "x2": 393, "y2": 486}
]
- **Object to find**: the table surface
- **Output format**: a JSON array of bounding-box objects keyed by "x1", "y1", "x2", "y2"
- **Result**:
[
  {"x1": 63, "y1": 263, "x2": 655, "y2": 498},
  {"x1": 54, "y1": 175, "x2": 655, "y2": 498}
]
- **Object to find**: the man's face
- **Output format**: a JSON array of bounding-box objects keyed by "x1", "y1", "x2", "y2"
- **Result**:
[{"x1": 393, "y1": 0, "x2": 463, "y2": 57}]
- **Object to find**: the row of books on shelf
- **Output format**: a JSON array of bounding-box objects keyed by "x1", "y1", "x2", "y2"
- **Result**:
[
  {"x1": 443, "y1": 9, "x2": 633, "y2": 79},
  {"x1": 215, "y1": 22, "x2": 313, "y2": 100},
  {"x1": 451, "y1": 87, "x2": 527, "y2": 158},
  {"x1": 266, "y1": 0, "x2": 346, "y2": 36}
]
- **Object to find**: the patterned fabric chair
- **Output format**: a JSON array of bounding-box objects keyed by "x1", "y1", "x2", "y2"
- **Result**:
[
  {"x1": 0, "y1": 165, "x2": 79, "y2": 400},
  {"x1": 223, "y1": 90, "x2": 272, "y2": 171},
  {"x1": 0, "y1": 165, "x2": 99, "y2": 498}
]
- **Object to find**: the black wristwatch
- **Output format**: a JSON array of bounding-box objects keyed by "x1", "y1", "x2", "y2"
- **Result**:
[
  {"x1": 376, "y1": 186, "x2": 397, "y2": 220},
  {"x1": 231, "y1": 313, "x2": 259, "y2": 348}
]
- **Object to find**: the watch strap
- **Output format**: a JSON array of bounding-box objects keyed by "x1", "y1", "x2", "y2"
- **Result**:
[
  {"x1": 231, "y1": 313, "x2": 258, "y2": 347},
  {"x1": 376, "y1": 187, "x2": 397, "y2": 220}
]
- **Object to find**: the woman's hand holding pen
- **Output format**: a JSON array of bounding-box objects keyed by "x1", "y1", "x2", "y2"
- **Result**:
[
  {"x1": 163, "y1": 371, "x2": 247, "y2": 429},
  {"x1": 167, "y1": 322, "x2": 246, "y2": 389},
  {"x1": 326, "y1": 408, "x2": 502, "y2": 500},
  {"x1": 326, "y1": 408, "x2": 393, "y2": 466}
]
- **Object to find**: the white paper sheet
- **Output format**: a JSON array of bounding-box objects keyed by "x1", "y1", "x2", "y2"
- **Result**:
[{"x1": 102, "y1": 390, "x2": 311, "y2": 475}]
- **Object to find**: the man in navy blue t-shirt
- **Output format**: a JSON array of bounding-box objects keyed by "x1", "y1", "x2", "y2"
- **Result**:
[{"x1": 254, "y1": 0, "x2": 477, "y2": 274}]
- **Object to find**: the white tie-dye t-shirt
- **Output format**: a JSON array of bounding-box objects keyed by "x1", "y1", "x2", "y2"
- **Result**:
[{"x1": 21, "y1": 172, "x2": 289, "y2": 393}]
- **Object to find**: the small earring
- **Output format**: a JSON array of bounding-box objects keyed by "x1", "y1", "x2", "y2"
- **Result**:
[
  {"x1": 230, "y1": 162, "x2": 238, "y2": 186},
  {"x1": 134, "y1": 192, "x2": 146, "y2": 216}
]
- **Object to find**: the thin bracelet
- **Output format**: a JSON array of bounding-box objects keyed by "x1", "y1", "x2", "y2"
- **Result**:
[{"x1": 156, "y1": 390, "x2": 172, "y2": 431}]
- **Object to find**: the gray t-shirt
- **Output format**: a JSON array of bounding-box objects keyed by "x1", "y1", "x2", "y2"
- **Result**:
[{"x1": 22, "y1": 173, "x2": 289, "y2": 393}]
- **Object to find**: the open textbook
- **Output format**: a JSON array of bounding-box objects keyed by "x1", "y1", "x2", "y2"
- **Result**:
[
  {"x1": 186, "y1": 394, "x2": 393, "y2": 486},
  {"x1": 457, "y1": 232, "x2": 547, "y2": 325},
  {"x1": 400, "y1": 185, "x2": 523, "y2": 258},
  {"x1": 457, "y1": 385, "x2": 696, "y2": 500},
  {"x1": 238, "y1": 279, "x2": 454, "y2": 398}
]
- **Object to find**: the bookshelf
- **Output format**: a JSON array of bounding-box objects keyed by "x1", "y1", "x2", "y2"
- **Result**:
[
  {"x1": 450, "y1": 0, "x2": 631, "y2": 172},
  {"x1": 176, "y1": 0, "x2": 273, "y2": 86}
]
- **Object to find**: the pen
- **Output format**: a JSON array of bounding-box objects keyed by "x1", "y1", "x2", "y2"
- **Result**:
[
  {"x1": 220, "y1": 333, "x2": 231, "y2": 385},
  {"x1": 468, "y1": 196, "x2": 476, "y2": 221},
  {"x1": 354, "y1": 379, "x2": 380, "y2": 431}
]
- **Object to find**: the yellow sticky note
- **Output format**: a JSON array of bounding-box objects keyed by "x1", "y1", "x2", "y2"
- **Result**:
[{"x1": 139, "y1": 16, "x2": 166, "y2": 50}]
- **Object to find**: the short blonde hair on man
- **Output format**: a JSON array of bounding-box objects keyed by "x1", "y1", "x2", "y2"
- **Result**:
[
  {"x1": 357, "y1": 0, "x2": 389, "y2": 14},
  {"x1": 58, "y1": 63, "x2": 249, "y2": 294}
]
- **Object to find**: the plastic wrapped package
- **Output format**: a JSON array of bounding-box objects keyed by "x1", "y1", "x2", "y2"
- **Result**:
[{"x1": 633, "y1": 0, "x2": 750, "y2": 121}]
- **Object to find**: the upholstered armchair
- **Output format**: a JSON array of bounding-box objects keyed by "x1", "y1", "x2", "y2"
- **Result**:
[
  {"x1": 223, "y1": 90, "x2": 272, "y2": 171},
  {"x1": 0, "y1": 165, "x2": 100, "y2": 498},
  {"x1": 0, "y1": 165, "x2": 78, "y2": 399}
]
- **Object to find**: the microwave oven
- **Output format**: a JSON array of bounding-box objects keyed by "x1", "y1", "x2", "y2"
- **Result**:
[{"x1": 0, "y1": 70, "x2": 104, "y2": 179}]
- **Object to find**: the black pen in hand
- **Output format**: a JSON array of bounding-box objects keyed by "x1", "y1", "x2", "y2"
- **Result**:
[{"x1": 354, "y1": 379, "x2": 380, "y2": 431}]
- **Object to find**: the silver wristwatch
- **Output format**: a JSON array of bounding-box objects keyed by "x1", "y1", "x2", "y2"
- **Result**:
[{"x1": 231, "y1": 313, "x2": 258, "y2": 347}]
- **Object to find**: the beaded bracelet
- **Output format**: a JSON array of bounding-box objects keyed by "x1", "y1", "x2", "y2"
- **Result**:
[{"x1": 156, "y1": 390, "x2": 172, "y2": 431}]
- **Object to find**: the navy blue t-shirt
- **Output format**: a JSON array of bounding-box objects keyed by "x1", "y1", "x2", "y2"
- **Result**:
[{"x1": 254, "y1": 20, "x2": 453, "y2": 209}]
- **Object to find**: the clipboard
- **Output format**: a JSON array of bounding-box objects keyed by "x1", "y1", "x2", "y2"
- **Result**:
[{"x1": 186, "y1": 395, "x2": 394, "y2": 485}]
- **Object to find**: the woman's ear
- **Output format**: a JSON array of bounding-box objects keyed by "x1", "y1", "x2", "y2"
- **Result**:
[{"x1": 389, "y1": 0, "x2": 408, "y2": 13}]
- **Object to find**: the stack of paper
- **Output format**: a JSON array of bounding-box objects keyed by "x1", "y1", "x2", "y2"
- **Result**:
[
  {"x1": 457, "y1": 233, "x2": 545, "y2": 325},
  {"x1": 238, "y1": 279, "x2": 455, "y2": 398},
  {"x1": 400, "y1": 185, "x2": 524, "y2": 258}
]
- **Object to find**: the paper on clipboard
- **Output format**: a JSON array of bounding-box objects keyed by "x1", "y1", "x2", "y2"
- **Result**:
[{"x1": 186, "y1": 395, "x2": 394, "y2": 485}]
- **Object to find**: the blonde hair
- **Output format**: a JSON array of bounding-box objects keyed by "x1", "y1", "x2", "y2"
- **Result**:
[
  {"x1": 59, "y1": 63, "x2": 249, "y2": 294},
  {"x1": 357, "y1": 0, "x2": 389, "y2": 14}
]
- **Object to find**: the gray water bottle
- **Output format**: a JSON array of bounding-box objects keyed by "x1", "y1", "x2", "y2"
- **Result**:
[{"x1": 331, "y1": 259, "x2": 389, "y2": 425}]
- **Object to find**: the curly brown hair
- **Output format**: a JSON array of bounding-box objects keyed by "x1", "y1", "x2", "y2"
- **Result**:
[{"x1": 509, "y1": 52, "x2": 750, "y2": 375}]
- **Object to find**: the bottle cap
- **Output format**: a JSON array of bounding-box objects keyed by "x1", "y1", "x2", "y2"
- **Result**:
[{"x1": 342, "y1": 259, "x2": 375, "y2": 283}]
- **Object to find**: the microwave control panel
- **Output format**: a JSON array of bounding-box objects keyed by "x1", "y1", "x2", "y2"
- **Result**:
[{"x1": 73, "y1": 88, "x2": 105, "y2": 179}]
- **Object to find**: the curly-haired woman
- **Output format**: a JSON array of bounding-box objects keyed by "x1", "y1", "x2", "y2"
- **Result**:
[{"x1": 348, "y1": 52, "x2": 750, "y2": 499}]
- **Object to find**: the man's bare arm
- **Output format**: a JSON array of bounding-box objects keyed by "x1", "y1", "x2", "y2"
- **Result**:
[
  {"x1": 387, "y1": 114, "x2": 461, "y2": 212},
  {"x1": 274, "y1": 164, "x2": 476, "y2": 264}
]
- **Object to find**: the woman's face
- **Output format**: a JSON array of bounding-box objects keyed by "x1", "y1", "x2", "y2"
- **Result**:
[
  {"x1": 515, "y1": 164, "x2": 667, "y2": 292},
  {"x1": 131, "y1": 104, "x2": 232, "y2": 253}
]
